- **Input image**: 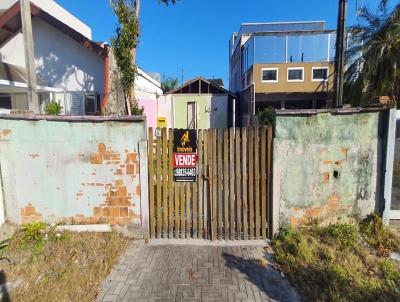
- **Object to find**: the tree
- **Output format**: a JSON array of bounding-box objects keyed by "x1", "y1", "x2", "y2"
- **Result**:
[
  {"x1": 161, "y1": 76, "x2": 179, "y2": 93},
  {"x1": 111, "y1": 0, "x2": 176, "y2": 115},
  {"x1": 344, "y1": 1, "x2": 400, "y2": 107}
]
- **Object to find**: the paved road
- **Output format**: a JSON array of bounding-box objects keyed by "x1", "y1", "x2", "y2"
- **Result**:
[{"x1": 96, "y1": 241, "x2": 300, "y2": 302}]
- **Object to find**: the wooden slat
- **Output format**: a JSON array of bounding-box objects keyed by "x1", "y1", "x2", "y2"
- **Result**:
[
  {"x1": 261, "y1": 127, "x2": 267, "y2": 240},
  {"x1": 223, "y1": 129, "x2": 229, "y2": 240},
  {"x1": 267, "y1": 127, "x2": 273, "y2": 239},
  {"x1": 186, "y1": 182, "x2": 191, "y2": 238},
  {"x1": 174, "y1": 176, "x2": 179, "y2": 239},
  {"x1": 235, "y1": 128, "x2": 241, "y2": 240},
  {"x1": 242, "y1": 128, "x2": 248, "y2": 240},
  {"x1": 212, "y1": 129, "x2": 217, "y2": 241},
  {"x1": 180, "y1": 181, "x2": 185, "y2": 238},
  {"x1": 204, "y1": 130, "x2": 209, "y2": 239},
  {"x1": 148, "y1": 128, "x2": 155, "y2": 238},
  {"x1": 193, "y1": 182, "x2": 197, "y2": 238},
  {"x1": 217, "y1": 129, "x2": 223, "y2": 240},
  {"x1": 198, "y1": 130, "x2": 203, "y2": 239},
  {"x1": 254, "y1": 128, "x2": 260, "y2": 239},
  {"x1": 156, "y1": 132, "x2": 162, "y2": 237},
  {"x1": 249, "y1": 128, "x2": 254, "y2": 240},
  {"x1": 229, "y1": 128, "x2": 235, "y2": 240},
  {"x1": 162, "y1": 128, "x2": 168, "y2": 237},
  {"x1": 168, "y1": 129, "x2": 174, "y2": 238}
]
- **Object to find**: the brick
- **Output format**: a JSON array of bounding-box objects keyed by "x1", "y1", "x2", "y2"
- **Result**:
[{"x1": 110, "y1": 207, "x2": 120, "y2": 217}]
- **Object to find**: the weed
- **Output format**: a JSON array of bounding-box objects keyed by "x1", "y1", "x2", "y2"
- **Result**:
[
  {"x1": 360, "y1": 213, "x2": 400, "y2": 256},
  {"x1": 273, "y1": 217, "x2": 400, "y2": 302},
  {"x1": 44, "y1": 102, "x2": 63, "y2": 115},
  {"x1": 327, "y1": 223, "x2": 359, "y2": 248},
  {"x1": 22, "y1": 221, "x2": 46, "y2": 243}
]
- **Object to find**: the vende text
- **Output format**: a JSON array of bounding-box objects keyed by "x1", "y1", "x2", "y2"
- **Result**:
[{"x1": 173, "y1": 153, "x2": 197, "y2": 167}]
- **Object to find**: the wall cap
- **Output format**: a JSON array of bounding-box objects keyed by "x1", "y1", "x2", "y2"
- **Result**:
[
  {"x1": 0, "y1": 114, "x2": 146, "y2": 123},
  {"x1": 275, "y1": 107, "x2": 388, "y2": 116}
]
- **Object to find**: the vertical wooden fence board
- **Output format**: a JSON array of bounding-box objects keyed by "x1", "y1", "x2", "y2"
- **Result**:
[
  {"x1": 212, "y1": 129, "x2": 217, "y2": 241},
  {"x1": 242, "y1": 129, "x2": 248, "y2": 240},
  {"x1": 180, "y1": 181, "x2": 185, "y2": 238},
  {"x1": 229, "y1": 128, "x2": 235, "y2": 240},
  {"x1": 204, "y1": 130, "x2": 209, "y2": 239},
  {"x1": 193, "y1": 183, "x2": 197, "y2": 238},
  {"x1": 162, "y1": 129, "x2": 168, "y2": 236},
  {"x1": 261, "y1": 127, "x2": 267, "y2": 240},
  {"x1": 255, "y1": 128, "x2": 260, "y2": 239},
  {"x1": 186, "y1": 182, "x2": 191, "y2": 238},
  {"x1": 148, "y1": 128, "x2": 154, "y2": 238},
  {"x1": 267, "y1": 127, "x2": 273, "y2": 239},
  {"x1": 248, "y1": 128, "x2": 254, "y2": 240},
  {"x1": 174, "y1": 178, "x2": 179, "y2": 239},
  {"x1": 223, "y1": 129, "x2": 229, "y2": 240},
  {"x1": 156, "y1": 134, "x2": 162, "y2": 237},
  {"x1": 235, "y1": 128, "x2": 241, "y2": 240},
  {"x1": 198, "y1": 130, "x2": 203, "y2": 239},
  {"x1": 217, "y1": 130, "x2": 223, "y2": 240},
  {"x1": 168, "y1": 129, "x2": 174, "y2": 238}
]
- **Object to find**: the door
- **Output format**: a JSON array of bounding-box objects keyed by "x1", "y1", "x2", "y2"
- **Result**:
[
  {"x1": 391, "y1": 111, "x2": 400, "y2": 220},
  {"x1": 187, "y1": 102, "x2": 196, "y2": 129}
]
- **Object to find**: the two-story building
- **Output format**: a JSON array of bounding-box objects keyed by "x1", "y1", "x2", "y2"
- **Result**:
[{"x1": 229, "y1": 21, "x2": 336, "y2": 124}]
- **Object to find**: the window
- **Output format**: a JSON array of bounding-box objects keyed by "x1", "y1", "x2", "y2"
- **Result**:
[
  {"x1": 261, "y1": 68, "x2": 278, "y2": 83},
  {"x1": 312, "y1": 67, "x2": 329, "y2": 81},
  {"x1": 187, "y1": 102, "x2": 196, "y2": 129},
  {"x1": 0, "y1": 94, "x2": 12, "y2": 109},
  {"x1": 85, "y1": 92, "x2": 101, "y2": 115},
  {"x1": 287, "y1": 68, "x2": 304, "y2": 82}
]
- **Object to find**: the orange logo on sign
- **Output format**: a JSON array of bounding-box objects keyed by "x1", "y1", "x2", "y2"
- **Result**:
[{"x1": 180, "y1": 131, "x2": 190, "y2": 147}]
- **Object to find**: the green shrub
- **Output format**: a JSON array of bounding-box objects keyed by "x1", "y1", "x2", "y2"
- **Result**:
[
  {"x1": 360, "y1": 213, "x2": 400, "y2": 256},
  {"x1": 44, "y1": 102, "x2": 63, "y2": 115},
  {"x1": 256, "y1": 107, "x2": 275, "y2": 126},
  {"x1": 327, "y1": 223, "x2": 359, "y2": 248},
  {"x1": 22, "y1": 221, "x2": 46, "y2": 243}
]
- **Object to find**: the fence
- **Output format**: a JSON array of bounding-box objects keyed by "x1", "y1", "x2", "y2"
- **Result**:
[{"x1": 148, "y1": 127, "x2": 273, "y2": 240}]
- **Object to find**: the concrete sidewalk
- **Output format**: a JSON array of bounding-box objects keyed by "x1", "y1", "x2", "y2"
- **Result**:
[{"x1": 96, "y1": 241, "x2": 300, "y2": 302}]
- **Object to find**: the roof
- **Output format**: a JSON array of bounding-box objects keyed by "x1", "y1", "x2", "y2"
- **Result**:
[
  {"x1": 0, "y1": 61, "x2": 46, "y2": 86},
  {"x1": 207, "y1": 79, "x2": 224, "y2": 87},
  {"x1": 0, "y1": 1, "x2": 106, "y2": 58},
  {"x1": 167, "y1": 77, "x2": 236, "y2": 97}
]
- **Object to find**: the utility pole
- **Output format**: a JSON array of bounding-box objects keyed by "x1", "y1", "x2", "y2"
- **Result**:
[
  {"x1": 20, "y1": 0, "x2": 39, "y2": 113},
  {"x1": 333, "y1": 0, "x2": 348, "y2": 108},
  {"x1": 181, "y1": 68, "x2": 184, "y2": 85}
]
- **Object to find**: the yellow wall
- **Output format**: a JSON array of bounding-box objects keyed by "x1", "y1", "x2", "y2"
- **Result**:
[{"x1": 253, "y1": 62, "x2": 334, "y2": 94}]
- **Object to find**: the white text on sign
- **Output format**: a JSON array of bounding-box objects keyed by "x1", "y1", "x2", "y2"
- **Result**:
[{"x1": 173, "y1": 153, "x2": 197, "y2": 167}]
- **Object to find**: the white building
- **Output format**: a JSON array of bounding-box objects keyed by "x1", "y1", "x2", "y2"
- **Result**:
[{"x1": 0, "y1": 0, "x2": 162, "y2": 116}]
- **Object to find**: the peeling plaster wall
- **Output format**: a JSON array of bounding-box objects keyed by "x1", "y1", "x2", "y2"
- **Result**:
[
  {"x1": 0, "y1": 116, "x2": 147, "y2": 226},
  {"x1": 273, "y1": 112, "x2": 382, "y2": 230}
]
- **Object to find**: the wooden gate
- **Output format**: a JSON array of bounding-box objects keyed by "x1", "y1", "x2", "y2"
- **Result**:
[{"x1": 148, "y1": 127, "x2": 273, "y2": 240}]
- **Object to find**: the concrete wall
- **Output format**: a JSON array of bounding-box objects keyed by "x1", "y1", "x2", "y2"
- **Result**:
[
  {"x1": 273, "y1": 110, "x2": 383, "y2": 232},
  {"x1": 173, "y1": 94, "x2": 229, "y2": 129},
  {"x1": 157, "y1": 94, "x2": 173, "y2": 128},
  {"x1": 0, "y1": 115, "x2": 148, "y2": 228}
]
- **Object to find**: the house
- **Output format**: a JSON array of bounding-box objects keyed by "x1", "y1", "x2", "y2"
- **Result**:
[
  {"x1": 229, "y1": 21, "x2": 336, "y2": 124},
  {"x1": 158, "y1": 77, "x2": 237, "y2": 129},
  {"x1": 0, "y1": 0, "x2": 161, "y2": 117}
]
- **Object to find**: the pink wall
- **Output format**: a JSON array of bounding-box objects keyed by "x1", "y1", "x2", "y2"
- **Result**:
[{"x1": 138, "y1": 99, "x2": 157, "y2": 129}]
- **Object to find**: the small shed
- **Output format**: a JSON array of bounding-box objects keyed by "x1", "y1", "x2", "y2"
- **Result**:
[{"x1": 166, "y1": 77, "x2": 237, "y2": 129}]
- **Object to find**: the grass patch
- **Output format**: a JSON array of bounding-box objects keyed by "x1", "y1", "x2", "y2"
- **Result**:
[
  {"x1": 273, "y1": 215, "x2": 400, "y2": 302},
  {"x1": 1, "y1": 223, "x2": 130, "y2": 302}
]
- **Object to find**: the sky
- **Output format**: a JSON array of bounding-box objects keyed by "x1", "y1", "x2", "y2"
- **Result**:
[{"x1": 56, "y1": 0, "x2": 396, "y2": 87}]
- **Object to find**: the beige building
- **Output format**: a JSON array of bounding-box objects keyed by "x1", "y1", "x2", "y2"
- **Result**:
[{"x1": 229, "y1": 21, "x2": 336, "y2": 124}]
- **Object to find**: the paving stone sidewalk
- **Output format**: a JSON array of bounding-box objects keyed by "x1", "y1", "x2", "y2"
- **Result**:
[{"x1": 96, "y1": 241, "x2": 300, "y2": 302}]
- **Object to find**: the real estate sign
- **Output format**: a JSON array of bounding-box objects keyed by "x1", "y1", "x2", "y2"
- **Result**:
[{"x1": 173, "y1": 129, "x2": 197, "y2": 182}]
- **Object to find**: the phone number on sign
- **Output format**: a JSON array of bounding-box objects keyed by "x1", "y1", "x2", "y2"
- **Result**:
[{"x1": 174, "y1": 168, "x2": 197, "y2": 177}]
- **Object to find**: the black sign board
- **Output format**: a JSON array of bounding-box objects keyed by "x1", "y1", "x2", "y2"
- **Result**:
[{"x1": 173, "y1": 129, "x2": 197, "y2": 182}]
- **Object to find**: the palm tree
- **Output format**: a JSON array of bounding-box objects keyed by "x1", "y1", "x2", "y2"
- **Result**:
[{"x1": 345, "y1": 0, "x2": 400, "y2": 107}]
